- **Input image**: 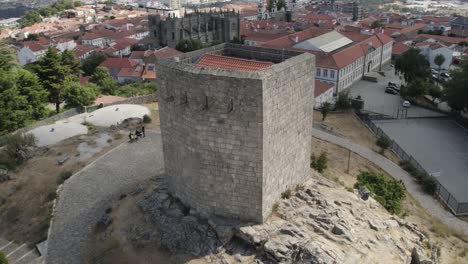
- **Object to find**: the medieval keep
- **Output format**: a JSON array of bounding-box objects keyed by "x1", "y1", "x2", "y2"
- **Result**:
[{"x1": 156, "y1": 43, "x2": 315, "y2": 222}]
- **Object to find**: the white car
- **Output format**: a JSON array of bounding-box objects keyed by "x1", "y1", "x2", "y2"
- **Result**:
[{"x1": 402, "y1": 100, "x2": 411, "y2": 108}]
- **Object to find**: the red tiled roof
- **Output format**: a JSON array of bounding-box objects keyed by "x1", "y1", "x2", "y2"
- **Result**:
[
  {"x1": 429, "y1": 43, "x2": 446, "y2": 50},
  {"x1": 400, "y1": 23, "x2": 426, "y2": 35},
  {"x1": 100, "y1": 57, "x2": 137, "y2": 68},
  {"x1": 314, "y1": 80, "x2": 334, "y2": 97},
  {"x1": 414, "y1": 34, "x2": 468, "y2": 44},
  {"x1": 141, "y1": 63, "x2": 156, "y2": 80},
  {"x1": 79, "y1": 76, "x2": 90, "y2": 85},
  {"x1": 93, "y1": 95, "x2": 126, "y2": 106},
  {"x1": 420, "y1": 16, "x2": 450, "y2": 24},
  {"x1": 22, "y1": 41, "x2": 47, "y2": 52},
  {"x1": 332, "y1": 44, "x2": 365, "y2": 69},
  {"x1": 376, "y1": 33, "x2": 394, "y2": 45},
  {"x1": 196, "y1": 54, "x2": 273, "y2": 72},
  {"x1": 415, "y1": 41, "x2": 431, "y2": 47},
  {"x1": 153, "y1": 47, "x2": 183, "y2": 59},
  {"x1": 117, "y1": 65, "x2": 144, "y2": 78},
  {"x1": 74, "y1": 45, "x2": 94, "y2": 57},
  {"x1": 112, "y1": 38, "x2": 138, "y2": 50},
  {"x1": 340, "y1": 31, "x2": 371, "y2": 42},
  {"x1": 392, "y1": 42, "x2": 410, "y2": 55},
  {"x1": 130, "y1": 50, "x2": 145, "y2": 60},
  {"x1": 243, "y1": 31, "x2": 290, "y2": 42},
  {"x1": 260, "y1": 27, "x2": 331, "y2": 49}
]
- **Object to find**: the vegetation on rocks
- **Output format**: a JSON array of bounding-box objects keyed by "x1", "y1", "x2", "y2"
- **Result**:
[
  {"x1": 0, "y1": 133, "x2": 36, "y2": 169},
  {"x1": 0, "y1": 252, "x2": 8, "y2": 264},
  {"x1": 399, "y1": 161, "x2": 438, "y2": 195},
  {"x1": 354, "y1": 171, "x2": 406, "y2": 214},
  {"x1": 376, "y1": 135, "x2": 391, "y2": 153},
  {"x1": 311, "y1": 152, "x2": 328, "y2": 173}
]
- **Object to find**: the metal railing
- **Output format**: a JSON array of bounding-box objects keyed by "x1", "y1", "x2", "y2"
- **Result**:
[{"x1": 357, "y1": 112, "x2": 468, "y2": 215}]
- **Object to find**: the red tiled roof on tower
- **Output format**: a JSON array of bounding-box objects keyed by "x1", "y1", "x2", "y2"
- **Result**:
[
  {"x1": 392, "y1": 42, "x2": 410, "y2": 55},
  {"x1": 196, "y1": 54, "x2": 273, "y2": 72}
]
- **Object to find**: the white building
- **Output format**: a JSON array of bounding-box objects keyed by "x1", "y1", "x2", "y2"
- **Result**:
[
  {"x1": 415, "y1": 42, "x2": 453, "y2": 70},
  {"x1": 17, "y1": 42, "x2": 48, "y2": 65},
  {"x1": 314, "y1": 80, "x2": 335, "y2": 108}
]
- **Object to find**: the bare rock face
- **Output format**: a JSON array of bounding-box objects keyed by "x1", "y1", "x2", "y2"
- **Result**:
[
  {"x1": 234, "y1": 177, "x2": 431, "y2": 264},
  {"x1": 134, "y1": 175, "x2": 434, "y2": 264}
]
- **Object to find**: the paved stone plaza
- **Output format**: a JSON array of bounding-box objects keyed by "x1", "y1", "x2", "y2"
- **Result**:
[{"x1": 374, "y1": 118, "x2": 468, "y2": 203}]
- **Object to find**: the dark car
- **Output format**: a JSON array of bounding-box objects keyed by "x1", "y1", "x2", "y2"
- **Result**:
[
  {"x1": 388, "y1": 82, "x2": 397, "y2": 87},
  {"x1": 387, "y1": 85, "x2": 400, "y2": 92},
  {"x1": 385, "y1": 87, "x2": 398, "y2": 94}
]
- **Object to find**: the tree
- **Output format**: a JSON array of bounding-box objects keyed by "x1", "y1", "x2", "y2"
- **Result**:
[
  {"x1": 376, "y1": 135, "x2": 391, "y2": 153},
  {"x1": 81, "y1": 53, "x2": 107, "y2": 76},
  {"x1": 64, "y1": 82, "x2": 97, "y2": 108},
  {"x1": 335, "y1": 91, "x2": 352, "y2": 109},
  {"x1": 0, "y1": 44, "x2": 47, "y2": 135},
  {"x1": 277, "y1": 0, "x2": 287, "y2": 10},
  {"x1": 311, "y1": 152, "x2": 328, "y2": 173},
  {"x1": 90, "y1": 66, "x2": 117, "y2": 95},
  {"x1": 444, "y1": 59, "x2": 468, "y2": 113},
  {"x1": 175, "y1": 38, "x2": 204, "y2": 52},
  {"x1": 20, "y1": 11, "x2": 42, "y2": 28},
  {"x1": 427, "y1": 84, "x2": 442, "y2": 102},
  {"x1": 35, "y1": 48, "x2": 72, "y2": 113},
  {"x1": 434, "y1": 54, "x2": 445, "y2": 80},
  {"x1": 61, "y1": 49, "x2": 81, "y2": 78},
  {"x1": 25, "y1": 33, "x2": 39, "y2": 41},
  {"x1": 371, "y1": 20, "x2": 382, "y2": 29},
  {"x1": 400, "y1": 78, "x2": 428, "y2": 98},
  {"x1": 74, "y1": 1, "x2": 83, "y2": 7},
  {"x1": 395, "y1": 48, "x2": 430, "y2": 84},
  {"x1": 321, "y1": 102, "x2": 332, "y2": 121}
]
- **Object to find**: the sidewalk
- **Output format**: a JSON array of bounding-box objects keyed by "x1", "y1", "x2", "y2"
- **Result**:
[{"x1": 312, "y1": 128, "x2": 468, "y2": 235}]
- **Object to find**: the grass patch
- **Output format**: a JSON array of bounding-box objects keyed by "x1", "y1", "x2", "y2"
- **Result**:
[
  {"x1": 113, "y1": 133, "x2": 123, "y2": 140},
  {"x1": 57, "y1": 170, "x2": 73, "y2": 185},
  {"x1": 82, "y1": 121, "x2": 98, "y2": 134}
]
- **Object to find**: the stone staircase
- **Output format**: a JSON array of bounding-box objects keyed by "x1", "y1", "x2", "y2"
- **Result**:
[{"x1": 0, "y1": 238, "x2": 43, "y2": 264}]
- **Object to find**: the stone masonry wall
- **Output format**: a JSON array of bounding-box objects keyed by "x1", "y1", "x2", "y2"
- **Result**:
[
  {"x1": 261, "y1": 54, "x2": 315, "y2": 220},
  {"x1": 156, "y1": 44, "x2": 315, "y2": 222},
  {"x1": 157, "y1": 64, "x2": 265, "y2": 222}
]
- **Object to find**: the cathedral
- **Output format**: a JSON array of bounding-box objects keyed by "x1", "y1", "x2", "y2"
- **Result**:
[{"x1": 149, "y1": 10, "x2": 240, "y2": 48}]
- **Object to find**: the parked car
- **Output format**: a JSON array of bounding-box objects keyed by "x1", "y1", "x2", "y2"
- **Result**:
[
  {"x1": 431, "y1": 69, "x2": 439, "y2": 74},
  {"x1": 402, "y1": 100, "x2": 411, "y2": 108},
  {"x1": 388, "y1": 82, "x2": 397, "y2": 87},
  {"x1": 441, "y1": 72, "x2": 450, "y2": 78},
  {"x1": 387, "y1": 85, "x2": 400, "y2": 92},
  {"x1": 385, "y1": 87, "x2": 398, "y2": 94}
]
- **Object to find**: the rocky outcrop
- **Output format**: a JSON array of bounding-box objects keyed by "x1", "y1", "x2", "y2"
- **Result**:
[{"x1": 133, "y1": 174, "x2": 434, "y2": 264}]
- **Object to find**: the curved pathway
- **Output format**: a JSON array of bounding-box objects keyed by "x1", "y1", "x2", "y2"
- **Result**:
[
  {"x1": 45, "y1": 131, "x2": 164, "y2": 264},
  {"x1": 312, "y1": 128, "x2": 468, "y2": 235}
]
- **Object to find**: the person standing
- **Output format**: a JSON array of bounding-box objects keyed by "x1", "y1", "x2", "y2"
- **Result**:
[{"x1": 142, "y1": 125, "x2": 146, "y2": 138}]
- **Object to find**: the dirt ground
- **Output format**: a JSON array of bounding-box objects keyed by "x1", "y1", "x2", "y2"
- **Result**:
[
  {"x1": 312, "y1": 137, "x2": 468, "y2": 264},
  {"x1": 0, "y1": 128, "x2": 127, "y2": 246},
  {"x1": 313, "y1": 111, "x2": 400, "y2": 164}
]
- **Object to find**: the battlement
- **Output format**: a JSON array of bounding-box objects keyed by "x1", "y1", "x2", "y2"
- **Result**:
[{"x1": 156, "y1": 44, "x2": 315, "y2": 222}]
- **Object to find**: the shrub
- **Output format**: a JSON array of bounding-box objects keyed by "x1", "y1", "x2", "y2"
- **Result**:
[
  {"x1": 143, "y1": 114, "x2": 152, "y2": 124},
  {"x1": 376, "y1": 135, "x2": 391, "y2": 153},
  {"x1": 47, "y1": 191, "x2": 57, "y2": 201},
  {"x1": 57, "y1": 171, "x2": 73, "y2": 185},
  {"x1": 281, "y1": 189, "x2": 292, "y2": 199},
  {"x1": 354, "y1": 171, "x2": 406, "y2": 214},
  {"x1": 0, "y1": 133, "x2": 36, "y2": 169},
  {"x1": 311, "y1": 152, "x2": 328, "y2": 173},
  {"x1": 82, "y1": 121, "x2": 97, "y2": 134},
  {"x1": 399, "y1": 161, "x2": 438, "y2": 195},
  {"x1": 0, "y1": 252, "x2": 8, "y2": 264},
  {"x1": 335, "y1": 91, "x2": 352, "y2": 110}
]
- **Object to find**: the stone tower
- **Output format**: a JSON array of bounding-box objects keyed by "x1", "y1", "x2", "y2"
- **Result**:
[
  {"x1": 149, "y1": 10, "x2": 240, "y2": 48},
  {"x1": 156, "y1": 44, "x2": 315, "y2": 222}
]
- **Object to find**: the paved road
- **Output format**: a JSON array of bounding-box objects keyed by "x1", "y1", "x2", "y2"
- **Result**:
[
  {"x1": 45, "y1": 131, "x2": 164, "y2": 264},
  {"x1": 374, "y1": 118, "x2": 468, "y2": 203},
  {"x1": 349, "y1": 69, "x2": 445, "y2": 118},
  {"x1": 312, "y1": 128, "x2": 468, "y2": 235}
]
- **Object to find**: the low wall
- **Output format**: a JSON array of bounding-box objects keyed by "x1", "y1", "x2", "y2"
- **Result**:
[{"x1": 0, "y1": 93, "x2": 158, "y2": 145}]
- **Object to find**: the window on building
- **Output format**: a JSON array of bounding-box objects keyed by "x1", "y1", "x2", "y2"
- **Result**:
[
  {"x1": 172, "y1": 32, "x2": 175, "y2": 40},
  {"x1": 323, "y1": 69, "x2": 328, "y2": 78},
  {"x1": 330, "y1": 70, "x2": 335, "y2": 79},
  {"x1": 316, "y1": 68, "x2": 321, "y2": 76}
]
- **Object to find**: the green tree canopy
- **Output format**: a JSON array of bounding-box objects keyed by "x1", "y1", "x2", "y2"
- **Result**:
[
  {"x1": 371, "y1": 20, "x2": 382, "y2": 29},
  {"x1": 34, "y1": 48, "x2": 75, "y2": 112},
  {"x1": 90, "y1": 66, "x2": 117, "y2": 95},
  {"x1": 20, "y1": 10, "x2": 42, "y2": 28},
  {"x1": 175, "y1": 38, "x2": 204, "y2": 52},
  {"x1": 0, "y1": 55, "x2": 48, "y2": 135},
  {"x1": 61, "y1": 49, "x2": 81, "y2": 77},
  {"x1": 401, "y1": 78, "x2": 428, "y2": 98},
  {"x1": 64, "y1": 82, "x2": 97, "y2": 108},
  {"x1": 81, "y1": 53, "x2": 107, "y2": 76},
  {"x1": 444, "y1": 59, "x2": 468, "y2": 113},
  {"x1": 395, "y1": 48, "x2": 430, "y2": 83},
  {"x1": 434, "y1": 54, "x2": 445, "y2": 79}
]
